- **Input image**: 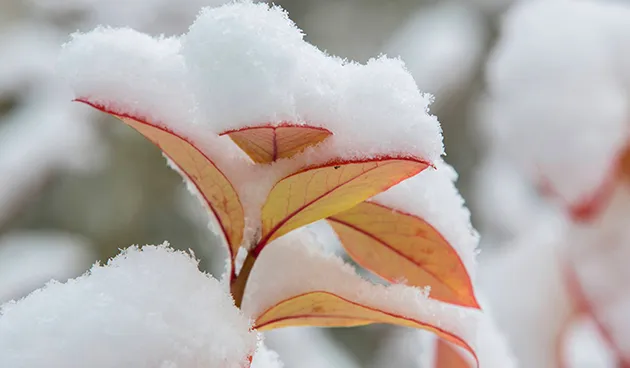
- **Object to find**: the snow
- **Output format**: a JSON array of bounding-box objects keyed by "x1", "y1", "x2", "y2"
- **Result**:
[
  {"x1": 59, "y1": 1, "x2": 444, "y2": 165},
  {"x1": 182, "y1": 1, "x2": 443, "y2": 161},
  {"x1": 182, "y1": 2, "x2": 307, "y2": 131},
  {"x1": 242, "y1": 229, "x2": 480, "y2": 358},
  {"x1": 486, "y1": 0, "x2": 630, "y2": 207},
  {"x1": 0, "y1": 231, "x2": 95, "y2": 303},
  {"x1": 58, "y1": 27, "x2": 195, "y2": 130},
  {"x1": 371, "y1": 160, "x2": 479, "y2": 279},
  {"x1": 0, "y1": 244, "x2": 257, "y2": 368}
]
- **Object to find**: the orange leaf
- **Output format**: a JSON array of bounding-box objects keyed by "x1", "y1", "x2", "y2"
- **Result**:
[
  {"x1": 435, "y1": 338, "x2": 470, "y2": 368},
  {"x1": 254, "y1": 158, "x2": 430, "y2": 254},
  {"x1": 77, "y1": 100, "x2": 244, "y2": 264},
  {"x1": 220, "y1": 125, "x2": 332, "y2": 164},
  {"x1": 254, "y1": 291, "x2": 478, "y2": 367},
  {"x1": 327, "y1": 202, "x2": 479, "y2": 308}
]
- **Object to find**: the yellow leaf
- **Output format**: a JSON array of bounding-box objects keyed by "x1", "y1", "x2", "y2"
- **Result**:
[
  {"x1": 327, "y1": 202, "x2": 478, "y2": 308},
  {"x1": 435, "y1": 338, "x2": 470, "y2": 368},
  {"x1": 221, "y1": 125, "x2": 332, "y2": 164},
  {"x1": 254, "y1": 158, "x2": 430, "y2": 254},
  {"x1": 78, "y1": 100, "x2": 244, "y2": 265},
  {"x1": 254, "y1": 291, "x2": 478, "y2": 367}
]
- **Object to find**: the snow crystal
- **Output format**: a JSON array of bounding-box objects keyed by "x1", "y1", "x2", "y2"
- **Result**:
[
  {"x1": 371, "y1": 160, "x2": 479, "y2": 279},
  {"x1": 486, "y1": 0, "x2": 630, "y2": 207},
  {"x1": 0, "y1": 244, "x2": 257, "y2": 368},
  {"x1": 242, "y1": 229, "x2": 479, "y2": 356}
]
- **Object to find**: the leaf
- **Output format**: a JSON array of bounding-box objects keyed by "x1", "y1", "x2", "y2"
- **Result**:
[
  {"x1": 327, "y1": 201, "x2": 478, "y2": 308},
  {"x1": 77, "y1": 100, "x2": 244, "y2": 263},
  {"x1": 435, "y1": 338, "x2": 470, "y2": 368},
  {"x1": 254, "y1": 158, "x2": 430, "y2": 254},
  {"x1": 253, "y1": 291, "x2": 478, "y2": 367},
  {"x1": 220, "y1": 125, "x2": 332, "y2": 164}
]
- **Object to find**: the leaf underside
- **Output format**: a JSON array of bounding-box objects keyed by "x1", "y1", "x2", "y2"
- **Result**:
[
  {"x1": 77, "y1": 99, "x2": 245, "y2": 268},
  {"x1": 254, "y1": 291, "x2": 478, "y2": 367},
  {"x1": 222, "y1": 125, "x2": 332, "y2": 164}
]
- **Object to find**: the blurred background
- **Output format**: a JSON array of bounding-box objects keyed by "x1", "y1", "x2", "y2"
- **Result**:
[{"x1": 1, "y1": 0, "x2": 628, "y2": 367}]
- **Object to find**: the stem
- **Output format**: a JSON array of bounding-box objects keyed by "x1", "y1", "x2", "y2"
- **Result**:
[{"x1": 231, "y1": 251, "x2": 257, "y2": 309}]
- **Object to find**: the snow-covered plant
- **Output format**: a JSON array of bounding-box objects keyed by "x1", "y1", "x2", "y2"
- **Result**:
[
  {"x1": 50, "y1": 1, "x2": 497, "y2": 365},
  {"x1": 485, "y1": 0, "x2": 630, "y2": 366}
]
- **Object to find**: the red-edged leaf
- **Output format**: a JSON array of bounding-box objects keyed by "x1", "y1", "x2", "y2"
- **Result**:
[
  {"x1": 220, "y1": 125, "x2": 332, "y2": 164},
  {"x1": 253, "y1": 291, "x2": 477, "y2": 367},
  {"x1": 328, "y1": 201, "x2": 478, "y2": 308},
  {"x1": 254, "y1": 158, "x2": 430, "y2": 255},
  {"x1": 77, "y1": 99, "x2": 244, "y2": 271}
]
